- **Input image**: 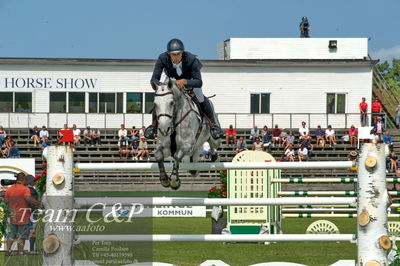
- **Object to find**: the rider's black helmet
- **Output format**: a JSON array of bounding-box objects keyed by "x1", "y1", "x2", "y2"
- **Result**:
[{"x1": 167, "y1": 39, "x2": 185, "y2": 54}]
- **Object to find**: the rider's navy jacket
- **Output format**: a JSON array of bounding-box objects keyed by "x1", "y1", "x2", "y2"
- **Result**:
[{"x1": 150, "y1": 51, "x2": 203, "y2": 89}]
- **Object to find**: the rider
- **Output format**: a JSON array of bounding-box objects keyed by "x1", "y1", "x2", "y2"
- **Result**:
[{"x1": 145, "y1": 38, "x2": 223, "y2": 139}]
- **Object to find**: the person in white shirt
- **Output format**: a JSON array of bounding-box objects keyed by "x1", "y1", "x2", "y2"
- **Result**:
[
  {"x1": 298, "y1": 122, "x2": 310, "y2": 142},
  {"x1": 325, "y1": 125, "x2": 336, "y2": 147},
  {"x1": 72, "y1": 124, "x2": 81, "y2": 151},
  {"x1": 118, "y1": 124, "x2": 129, "y2": 141},
  {"x1": 203, "y1": 141, "x2": 211, "y2": 159},
  {"x1": 298, "y1": 144, "x2": 308, "y2": 162},
  {"x1": 39, "y1": 126, "x2": 49, "y2": 142},
  {"x1": 284, "y1": 145, "x2": 295, "y2": 162}
]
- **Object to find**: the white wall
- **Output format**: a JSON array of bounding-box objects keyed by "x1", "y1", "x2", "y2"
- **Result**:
[
  {"x1": 219, "y1": 38, "x2": 368, "y2": 60},
  {"x1": 0, "y1": 60, "x2": 372, "y2": 129}
]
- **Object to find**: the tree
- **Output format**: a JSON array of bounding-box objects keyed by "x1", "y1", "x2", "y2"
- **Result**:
[{"x1": 376, "y1": 59, "x2": 400, "y2": 90}]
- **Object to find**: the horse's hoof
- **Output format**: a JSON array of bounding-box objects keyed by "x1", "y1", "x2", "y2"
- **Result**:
[
  {"x1": 170, "y1": 175, "x2": 181, "y2": 190},
  {"x1": 211, "y1": 154, "x2": 219, "y2": 162},
  {"x1": 189, "y1": 170, "x2": 198, "y2": 177},
  {"x1": 160, "y1": 175, "x2": 170, "y2": 188}
]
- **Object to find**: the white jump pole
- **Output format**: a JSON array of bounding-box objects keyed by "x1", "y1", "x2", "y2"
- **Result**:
[
  {"x1": 74, "y1": 161, "x2": 355, "y2": 171},
  {"x1": 357, "y1": 143, "x2": 391, "y2": 264},
  {"x1": 42, "y1": 146, "x2": 75, "y2": 266},
  {"x1": 74, "y1": 196, "x2": 356, "y2": 208},
  {"x1": 75, "y1": 234, "x2": 355, "y2": 243}
]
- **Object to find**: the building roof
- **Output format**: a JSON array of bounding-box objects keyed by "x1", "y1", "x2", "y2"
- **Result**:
[{"x1": 0, "y1": 57, "x2": 378, "y2": 67}]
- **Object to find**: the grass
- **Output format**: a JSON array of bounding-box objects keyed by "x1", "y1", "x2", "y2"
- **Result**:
[{"x1": 1, "y1": 191, "x2": 397, "y2": 266}]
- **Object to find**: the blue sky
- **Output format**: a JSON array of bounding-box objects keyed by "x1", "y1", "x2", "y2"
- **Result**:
[{"x1": 0, "y1": 0, "x2": 399, "y2": 62}]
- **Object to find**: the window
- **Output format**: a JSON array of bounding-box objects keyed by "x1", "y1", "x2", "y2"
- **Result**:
[
  {"x1": 15, "y1": 93, "x2": 32, "y2": 112},
  {"x1": 126, "y1": 93, "x2": 142, "y2": 113},
  {"x1": 144, "y1": 93, "x2": 155, "y2": 113},
  {"x1": 0, "y1": 92, "x2": 13, "y2": 112},
  {"x1": 99, "y1": 93, "x2": 115, "y2": 113},
  {"x1": 327, "y1": 93, "x2": 346, "y2": 114},
  {"x1": 116, "y1": 93, "x2": 123, "y2": 113},
  {"x1": 89, "y1": 93, "x2": 98, "y2": 113},
  {"x1": 250, "y1": 93, "x2": 270, "y2": 114},
  {"x1": 50, "y1": 92, "x2": 67, "y2": 113},
  {"x1": 68, "y1": 92, "x2": 85, "y2": 113}
]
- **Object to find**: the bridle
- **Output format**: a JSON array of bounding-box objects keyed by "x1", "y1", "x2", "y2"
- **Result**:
[{"x1": 154, "y1": 89, "x2": 200, "y2": 129}]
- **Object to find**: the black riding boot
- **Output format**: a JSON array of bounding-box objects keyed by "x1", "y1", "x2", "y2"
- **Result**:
[
  {"x1": 200, "y1": 98, "x2": 223, "y2": 139},
  {"x1": 144, "y1": 111, "x2": 157, "y2": 139}
]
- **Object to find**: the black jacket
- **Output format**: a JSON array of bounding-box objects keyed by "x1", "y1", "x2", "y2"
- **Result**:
[{"x1": 150, "y1": 51, "x2": 203, "y2": 89}]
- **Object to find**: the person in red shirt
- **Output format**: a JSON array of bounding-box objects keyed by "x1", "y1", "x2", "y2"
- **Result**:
[
  {"x1": 225, "y1": 125, "x2": 237, "y2": 145},
  {"x1": 5, "y1": 173, "x2": 41, "y2": 256},
  {"x1": 371, "y1": 97, "x2": 382, "y2": 124},
  {"x1": 359, "y1": 97, "x2": 368, "y2": 126}
]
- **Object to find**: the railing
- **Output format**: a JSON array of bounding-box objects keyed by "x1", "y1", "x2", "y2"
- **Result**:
[{"x1": 0, "y1": 112, "x2": 387, "y2": 130}]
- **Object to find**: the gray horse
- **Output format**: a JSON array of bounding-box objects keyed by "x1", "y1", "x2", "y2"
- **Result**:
[{"x1": 152, "y1": 79, "x2": 221, "y2": 190}]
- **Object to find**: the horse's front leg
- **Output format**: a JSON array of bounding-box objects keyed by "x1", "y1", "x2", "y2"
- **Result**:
[
  {"x1": 170, "y1": 142, "x2": 194, "y2": 190},
  {"x1": 155, "y1": 145, "x2": 170, "y2": 188}
]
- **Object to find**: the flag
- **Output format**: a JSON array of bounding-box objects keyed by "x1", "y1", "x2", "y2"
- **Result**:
[{"x1": 58, "y1": 130, "x2": 74, "y2": 143}]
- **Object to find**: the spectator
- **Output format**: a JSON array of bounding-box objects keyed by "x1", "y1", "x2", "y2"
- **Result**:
[
  {"x1": 92, "y1": 129, "x2": 101, "y2": 146},
  {"x1": 203, "y1": 141, "x2": 211, "y2": 159},
  {"x1": 271, "y1": 124, "x2": 282, "y2": 147},
  {"x1": 4, "y1": 173, "x2": 41, "y2": 256},
  {"x1": 359, "y1": 97, "x2": 368, "y2": 127},
  {"x1": 348, "y1": 125, "x2": 358, "y2": 148},
  {"x1": 285, "y1": 130, "x2": 295, "y2": 149},
  {"x1": 26, "y1": 175, "x2": 39, "y2": 255},
  {"x1": 29, "y1": 126, "x2": 40, "y2": 147},
  {"x1": 371, "y1": 97, "x2": 382, "y2": 120},
  {"x1": 373, "y1": 116, "x2": 385, "y2": 139},
  {"x1": 39, "y1": 126, "x2": 49, "y2": 142},
  {"x1": 382, "y1": 130, "x2": 393, "y2": 146},
  {"x1": 225, "y1": 125, "x2": 237, "y2": 145},
  {"x1": 298, "y1": 122, "x2": 310, "y2": 142},
  {"x1": 130, "y1": 126, "x2": 139, "y2": 142},
  {"x1": 118, "y1": 138, "x2": 129, "y2": 159},
  {"x1": 236, "y1": 137, "x2": 247, "y2": 154},
  {"x1": 82, "y1": 126, "x2": 93, "y2": 146},
  {"x1": 0, "y1": 125, "x2": 7, "y2": 146},
  {"x1": 139, "y1": 126, "x2": 146, "y2": 138},
  {"x1": 118, "y1": 124, "x2": 129, "y2": 141},
  {"x1": 131, "y1": 139, "x2": 140, "y2": 160},
  {"x1": 72, "y1": 124, "x2": 81, "y2": 151},
  {"x1": 388, "y1": 151, "x2": 398, "y2": 173},
  {"x1": 315, "y1": 125, "x2": 325, "y2": 147},
  {"x1": 284, "y1": 145, "x2": 295, "y2": 162},
  {"x1": 250, "y1": 125, "x2": 260, "y2": 143},
  {"x1": 299, "y1": 16, "x2": 310, "y2": 38},
  {"x1": 9, "y1": 143, "x2": 20, "y2": 158},
  {"x1": 301, "y1": 138, "x2": 313, "y2": 159},
  {"x1": 396, "y1": 104, "x2": 400, "y2": 129},
  {"x1": 280, "y1": 129, "x2": 288, "y2": 148},
  {"x1": 298, "y1": 144, "x2": 308, "y2": 162},
  {"x1": 262, "y1": 126, "x2": 272, "y2": 152},
  {"x1": 138, "y1": 137, "x2": 150, "y2": 161},
  {"x1": 4, "y1": 136, "x2": 15, "y2": 157},
  {"x1": 370, "y1": 129, "x2": 379, "y2": 144},
  {"x1": 40, "y1": 136, "x2": 51, "y2": 150},
  {"x1": 252, "y1": 138, "x2": 263, "y2": 151},
  {"x1": 325, "y1": 125, "x2": 336, "y2": 147}
]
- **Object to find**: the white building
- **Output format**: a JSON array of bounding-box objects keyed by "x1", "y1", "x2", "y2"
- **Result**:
[{"x1": 0, "y1": 38, "x2": 374, "y2": 129}]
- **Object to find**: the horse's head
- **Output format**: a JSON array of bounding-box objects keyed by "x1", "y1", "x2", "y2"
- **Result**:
[{"x1": 152, "y1": 79, "x2": 177, "y2": 137}]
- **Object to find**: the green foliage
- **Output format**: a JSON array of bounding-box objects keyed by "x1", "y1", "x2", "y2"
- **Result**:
[
  {"x1": 35, "y1": 162, "x2": 47, "y2": 195},
  {"x1": 0, "y1": 199, "x2": 12, "y2": 248},
  {"x1": 207, "y1": 170, "x2": 227, "y2": 198},
  {"x1": 376, "y1": 59, "x2": 400, "y2": 96}
]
